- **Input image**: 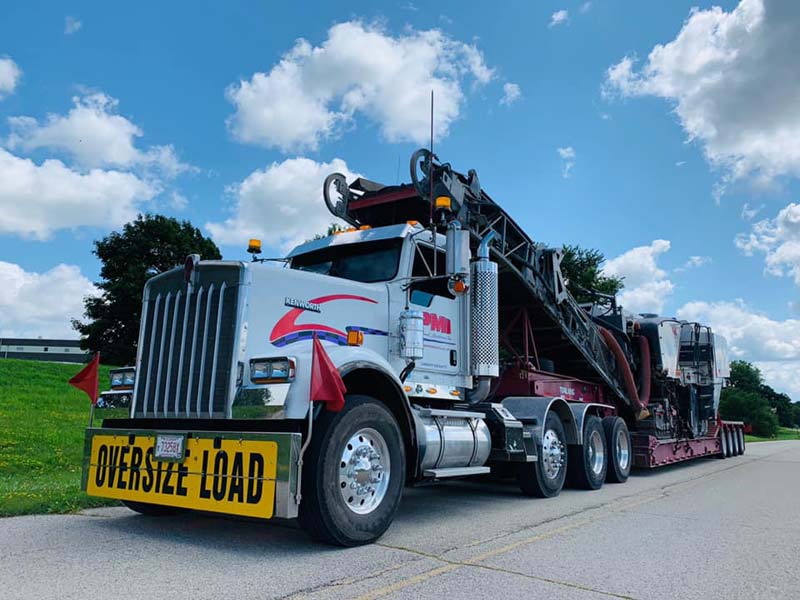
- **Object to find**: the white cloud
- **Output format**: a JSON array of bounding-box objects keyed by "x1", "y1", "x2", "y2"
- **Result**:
[
  {"x1": 225, "y1": 21, "x2": 494, "y2": 152},
  {"x1": 0, "y1": 57, "x2": 21, "y2": 99},
  {"x1": 741, "y1": 202, "x2": 763, "y2": 221},
  {"x1": 169, "y1": 191, "x2": 188, "y2": 210},
  {"x1": 603, "y1": 0, "x2": 800, "y2": 196},
  {"x1": 604, "y1": 239, "x2": 674, "y2": 314},
  {"x1": 6, "y1": 92, "x2": 192, "y2": 176},
  {"x1": 580, "y1": 2, "x2": 593, "y2": 14},
  {"x1": 736, "y1": 202, "x2": 800, "y2": 285},
  {"x1": 549, "y1": 10, "x2": 569, "y2": 28},
  {"x1": 206, "y1": 157, "x2": 361, "y2": 252},
  {"x1": 64, "y1": 16, "x2": 82, "y2": 35},
  {"x1": 500, "y1": 82, "x2": 521, "y2": 106},
  {"x1": 678, "y1": 255, "x2": 711, "y2": 270},
  {"x1": 0, "y1": 147, "x2": 156, "y2": 240},
  {"x1": 675, "y1": 161, "x2": 686, "y2": 167},
  {"x1": 0, "y1": 261, "x2": 96, "y2": 338},
  {"x1": 557, "y1": 146, "x2": 575, "y2": 178},
  {"x1": 676, "y1": 299, "x2": 800, "y2": 398}
]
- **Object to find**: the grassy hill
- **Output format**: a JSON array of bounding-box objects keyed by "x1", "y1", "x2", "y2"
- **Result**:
[{"x1": 0, "y1": 358, "x2": 119, "y2": 516}]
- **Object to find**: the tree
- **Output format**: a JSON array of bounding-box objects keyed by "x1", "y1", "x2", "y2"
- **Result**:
[
  {"x1": 728, "y1": 360, "x2": 763, "y2": 392},
  {"x1": 560, "y1": 245, "x2": 624, "y2": 303},
  {"x1": 719, "y1": 388, "x2": 779, "y2": 437},
  {"x1": 309, "y1": 223, "x2": 346, "y2": 241},
  {"x1": 726, "y1": 360, "x2": 795, "y2": 428},
  {"x1": 73, "y1": 214, "x2": 221, "y2": 366}
]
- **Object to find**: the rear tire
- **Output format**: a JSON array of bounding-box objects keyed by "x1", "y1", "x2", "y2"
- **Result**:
[
  {"x1": 726, "y1": 429, "x2": 735, "y2": 457},
  {"x1": 123, "y1": 500, "x2": 185, "y2": 516},
  {"x1": 738, "y1": 429, "x2": 746, "y2": 455},
  {"x1": 567, "y1": 416, "x2": 606, "y2": 490},
  {"x1": 603, "y1": 416, "x2": 631, "y2": 483},
  {"x1": 719, "y1": 427, "x2": 728, "y2": 459},
  {"x1": 518, "y1": 411, "x2": 567, "y2": 498},
  {"x1": 299, "y1": 395, "x2": 406, "y2": 546}
]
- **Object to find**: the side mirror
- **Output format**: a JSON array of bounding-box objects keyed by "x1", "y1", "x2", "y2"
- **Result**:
[{"x1": 445, "y1": 222, "x2": 470, "y2": 278}]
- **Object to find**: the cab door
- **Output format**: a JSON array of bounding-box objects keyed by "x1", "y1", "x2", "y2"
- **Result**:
[{"x1": 407, "y1": 243, "x2": 466, "y2": 378}]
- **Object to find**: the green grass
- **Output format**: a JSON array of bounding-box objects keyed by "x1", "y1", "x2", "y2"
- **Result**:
[
  {"x1": 745, "y1": 426, "x2": 800, "y2": 444},
  {"x1": 0, "y1": 358, "x2": 121, "y2": 517}
]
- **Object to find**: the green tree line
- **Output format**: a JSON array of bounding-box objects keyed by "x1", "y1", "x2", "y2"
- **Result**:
[{"x1": 720, "y1": 360, "x2": 799, "y2": 437}]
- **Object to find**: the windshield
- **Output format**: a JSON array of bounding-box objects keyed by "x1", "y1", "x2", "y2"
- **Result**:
[{"x1": 290, "y1": 238, "x2": 403, "y2": 283}]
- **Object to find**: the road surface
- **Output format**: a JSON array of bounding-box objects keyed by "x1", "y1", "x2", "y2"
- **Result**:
[{"x1": 1, "y1": 441, "x2": 798, "y2": 600}]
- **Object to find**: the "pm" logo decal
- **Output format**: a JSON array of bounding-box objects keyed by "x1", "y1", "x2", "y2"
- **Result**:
[{"x1": 424, "y1": 312, "x2": 451, "y2": 334}]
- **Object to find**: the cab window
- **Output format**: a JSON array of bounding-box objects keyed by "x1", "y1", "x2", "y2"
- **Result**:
[
  {"x1": 410, "y1": 243, "x2": 452, "y2": 306},
  {"x1": 290, "y1": 238, "x2": 403, "y2": 283}
]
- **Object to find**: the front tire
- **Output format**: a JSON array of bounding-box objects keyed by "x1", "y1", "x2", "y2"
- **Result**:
[
  {"x1": 299, "y1": 395, "x2": 406, "y2": 546},
  {"x1": 518, "y1": 411, "x2": 567, "y2": 498},
  {"x1": 568, "y1": 415, "x2": 607, "y2": 490},
  {"x1": 603, "y1": 416, "x2": 631, "y2": 483}
]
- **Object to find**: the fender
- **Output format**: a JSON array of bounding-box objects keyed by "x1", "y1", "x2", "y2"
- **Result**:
[
  {"x1": 500, "y1": 396, "x2": 580, "y2": 447},
  {"x1": 568, "y1": 403, "x2": 616, "y2": 445}
]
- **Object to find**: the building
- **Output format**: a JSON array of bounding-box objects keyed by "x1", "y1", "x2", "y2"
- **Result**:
[{"x1": 0, "y1": 338, "x2": 90, "y2": 364}]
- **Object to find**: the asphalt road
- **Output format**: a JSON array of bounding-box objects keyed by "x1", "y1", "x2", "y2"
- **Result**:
[{"x1": 2, "y1": 441, "x2": 798, "y2": 600}]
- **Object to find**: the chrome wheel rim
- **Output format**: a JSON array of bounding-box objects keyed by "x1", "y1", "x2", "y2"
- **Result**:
[
  {"x1": 338, "y1": 428, "x2": 390, "y2": 515},
  {"x1": 541, "y1": 429, "x2": 565, "y2": 480},
  {"x1": 588, "y1": 429, "x2": 606, "y2": 476},
  {"x1": 616, "y1": 429, "x2": 630, "y2": 471}
]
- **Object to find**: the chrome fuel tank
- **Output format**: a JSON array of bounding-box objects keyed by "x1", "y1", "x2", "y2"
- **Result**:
[{"x1": 414, "y1": 407, "x2": 491, "y2": 472}]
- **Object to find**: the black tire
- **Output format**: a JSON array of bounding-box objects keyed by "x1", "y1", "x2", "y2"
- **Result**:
[
  {"x1": 738, "y1": 429, "x2": 746, "y2": 455},
  {"x1": 567, "y1": 416, "x2": 607, "y2": 490},
  {"x1": 123, "y1": 500, "x2": 185, "y2": 516},
  {"x1": 518, "y1": 411, "x2": 567, "y2": 498},
  {"x1": 603, "y1": 416, "x2": 631, "y2": 483},
  {"x1": 726, "y1": 429, "x2": 735, "y2": 457},
  {"x1": 298, "y1": 395, "x2": 406, "y2": 546},
  {"x1": 718, "y1": 427, "x2": 728, "y2": 459}
]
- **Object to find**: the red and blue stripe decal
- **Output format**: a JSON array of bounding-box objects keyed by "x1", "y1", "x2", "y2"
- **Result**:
[{"x1": 269, "y1": 294, "x2": 388, "y2": 347}]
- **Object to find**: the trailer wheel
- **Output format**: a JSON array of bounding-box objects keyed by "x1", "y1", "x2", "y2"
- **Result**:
[
  {"x1": 568, "y1": 416, "x2": 607, "y2": 490},
  {"x1": 518, "y1": 411, "x2": 567, "y2": 498},
  {"x1": 122, "y1": 501, "x2": 185, "y2": 516},
  {"x1": 603, "y1": 417, "x2": 631, "y2": 483},
  {"x1": 733, "y1": 428, "x2": 741, "y2": 456},
  {"x1": 738, "y1": 428, "x2": 746, "y2": 455},
  {"x1": 298, "y1": 395, "x2": 405, "y2": 547},
  {"x1": 726, "y1": 428, "x2": 735, "y2": 457},
  {"x1": 718, "y1": 427, "x2": 728, "y2": 459}
]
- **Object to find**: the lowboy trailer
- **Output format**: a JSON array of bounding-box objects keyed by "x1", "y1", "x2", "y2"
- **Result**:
[{"x1": 83, "y1": 149, "x2": 745, "y2": 545}]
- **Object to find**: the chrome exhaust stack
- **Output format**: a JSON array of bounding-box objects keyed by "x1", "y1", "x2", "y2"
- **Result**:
[{"x1": 468, "y1": 231, "x2": 499, "y2": 404}]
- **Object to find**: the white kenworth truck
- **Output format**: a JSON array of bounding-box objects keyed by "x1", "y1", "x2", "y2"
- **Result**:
[{"x1": 83, "y1": 149, "x2": 744, "y2": 546}]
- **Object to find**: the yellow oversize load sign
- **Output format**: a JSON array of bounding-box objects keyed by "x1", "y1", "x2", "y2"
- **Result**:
[{"x1": 86, "y1": 434, "x2": 278, "y2": 518}]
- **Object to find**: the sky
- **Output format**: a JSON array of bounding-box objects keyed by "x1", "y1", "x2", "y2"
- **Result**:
[{"x1": 0, "y1": 0, "x2": 798, "y2": 398}]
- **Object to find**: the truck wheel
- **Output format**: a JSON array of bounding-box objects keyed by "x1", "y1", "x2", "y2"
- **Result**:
[
  {"x1": 568, "y1": 416, "x2": 607, "y2": 490},
  {"x1": 518, "y1": 411, "x2": 567, "y2": 498},
  {"x1": 122, "y1": 501, "x2": 185, "y2": 516},
  {"x1": 603, "y1": 416, "x2": 631, "y2": 483},
  {"x1": 299, "y1": 395, "x2": 405, "y2": 547},
  {"x1": 738, "y1": 428, "x2": 746, "y2": 455}
]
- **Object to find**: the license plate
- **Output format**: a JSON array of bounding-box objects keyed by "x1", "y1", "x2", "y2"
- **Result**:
[
  {"x1": 85, "y1": 434, "x2": 278, "y2": 519},
  {"x1": 155, "y1": 434, "x2": 185, "y2": 461}
]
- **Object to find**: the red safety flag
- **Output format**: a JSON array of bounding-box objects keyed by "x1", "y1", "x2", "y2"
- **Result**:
[
  {"x1": 68, "y1": 352, "x2": 100, "y2": 405},
  {"x1": 310, "y1": 334, "x2": 346, "y2": 412}
]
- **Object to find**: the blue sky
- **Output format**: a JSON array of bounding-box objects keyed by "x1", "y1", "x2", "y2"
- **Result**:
[{"x1": 1, "y1": 0, "x2": 798, "y2": 398}]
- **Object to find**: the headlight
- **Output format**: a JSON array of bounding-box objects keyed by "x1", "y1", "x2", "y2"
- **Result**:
[
  {"x1": 250, "y1": 357, "x2": 296, "y2": 384},
  {"x1": 110, "y1": 367, "x2": 136, "y2": 389}
]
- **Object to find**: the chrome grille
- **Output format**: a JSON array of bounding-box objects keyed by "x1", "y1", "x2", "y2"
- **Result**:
[{"x1": 133, "y1": 263, "x2": 243, "y2": 418}]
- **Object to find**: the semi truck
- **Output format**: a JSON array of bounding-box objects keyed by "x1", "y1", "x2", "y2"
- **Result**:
[{"x1": 82, "y1": 149, "x2": 745, "y2": 546}]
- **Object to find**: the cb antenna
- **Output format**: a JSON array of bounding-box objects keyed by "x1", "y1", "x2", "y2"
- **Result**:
[{"x1": 429, "y1": 89, "x2": 436, "y2": 275}]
